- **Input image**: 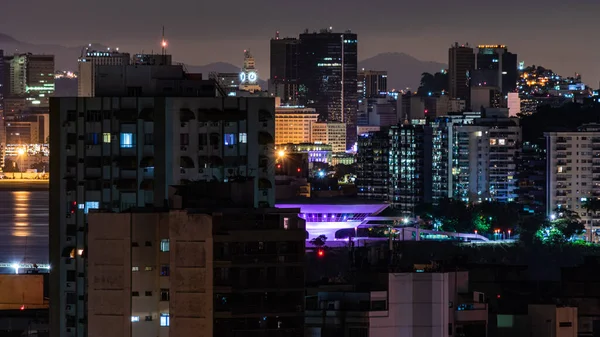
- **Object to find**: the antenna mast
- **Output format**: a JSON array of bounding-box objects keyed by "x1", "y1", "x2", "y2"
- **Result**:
[{"x1": 161, "y1": 26, "x2": 167, "y2": 65}]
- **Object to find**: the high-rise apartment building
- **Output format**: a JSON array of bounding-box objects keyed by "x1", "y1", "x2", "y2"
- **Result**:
[
  {"x1": 388, "y1": 124, "x2": 433, "y2": 214},
  {"x1": 517, "y1": 141, "x2": 546, "y2": 215},
  {"x1": 3, "y1": 53, "x2": 54, "y2": 108},
  {"x1": 269, "y1": 34, "x2": 299, "y2": 104},
  {"x1": 87, "y1": 184, "x2": 306, "y2": 337},
  {"x1": 475, "y1": 45, "x2": 518, "y2": 94},
  {"x1": 356, "y1": 129, "x2": 390, "y2": 201},
  {"x1": 49, "y1": 81, "x2": 276, "y2": 337},
  {"x1": 546, "y1": 124, "x2": 600, "y2": 241},
  {"x1": 453, "y1": 113, "x2": 521, "y2": 203},
  {"x1": 77, "y1": 49, "x2": 131, "y2": 97},
  {"x1": 298, "y1": 29, "x2": 358, "y2": 149},
  {"x1": 275, "y1": 105, "x2": 319, "y2": 144},
  {"x1": 358, "y1": 70, "x2": 387, "y2": 99},
  {"x1": 356, "y1": 111, "x2": 521, "y2": 213},
  {"x1": 310, "y1": 122, "x2": 347, "y2": 153},
  {"x1": 448, "y1": 43, "x2": 475, "y2": 103}
]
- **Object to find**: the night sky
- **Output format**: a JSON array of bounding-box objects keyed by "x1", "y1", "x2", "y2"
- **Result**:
[{"x1": 1, "y1": 0, "x2": 599, "y2": 84}]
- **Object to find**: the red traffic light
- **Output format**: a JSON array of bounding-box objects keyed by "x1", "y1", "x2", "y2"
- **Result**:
[
  {"x1": 317, "y1": 249, "x2": 324, "y2": 257},
  {"x1": 297, "y1": 168, "x2": 301, "y2": 172}
]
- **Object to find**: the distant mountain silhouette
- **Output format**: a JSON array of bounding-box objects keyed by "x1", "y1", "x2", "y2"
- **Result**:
[
  {"x1": 0, "y1": 34, "x2": 443, "y2": 92},
  {"x1": 358, "y1": 52, "x2": 447, "y2": 91}
]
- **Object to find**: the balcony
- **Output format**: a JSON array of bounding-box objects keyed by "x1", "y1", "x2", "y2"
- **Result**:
[{"x1": 455, "y1": 303, "x2": 488, "y2": 322}]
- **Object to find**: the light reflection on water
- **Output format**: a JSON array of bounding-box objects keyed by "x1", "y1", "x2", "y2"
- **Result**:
[{"x1": 0, "y1": 190, "x2": 48, "y2": 266}]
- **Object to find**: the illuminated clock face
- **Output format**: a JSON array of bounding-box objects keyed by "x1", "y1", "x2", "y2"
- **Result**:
[{"x1": 248, "y1": 72, "x2": 257, "y2": 83}]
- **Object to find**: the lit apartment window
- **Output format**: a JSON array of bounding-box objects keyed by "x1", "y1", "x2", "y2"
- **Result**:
[
  {"x1": 103, "y1": 133, "x2": 111, "y2": 143},
  {"x1": 145, "y1": 266, "x2": 154, "y2": 271},
  {"x1": 131, "y1": 316, "x2": 140, "y2": 322},
  {"x1": 224, "y1": 133, "x2": 237, "y2": 146},
  {"x1": 132, "y1": 266, "x2": 139, "y2": 271},
  {"x1": 120, "y1": 133, "x2": 135, "y2": 148},
  {"x1": 160, "y1": 239, "x2": 170, "y2": 252},
  {"x1": 160, "y1": 314, "x2": 170, "y2": 327},
  {"x1": 239, "y1": 133, "x2": 247, "y2": 144},
  {"x1": 84, "y1": 201, "x2": 99, "y2": 214}
]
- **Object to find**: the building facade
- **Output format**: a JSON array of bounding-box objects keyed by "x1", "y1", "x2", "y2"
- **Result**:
[
  {"x1": 275, "y1": 106, "x2": 319, "y2": 144},
  {"x1": 298, "y1": 29, "x2": 358, "y2": 149},
  {"x1": 475, "y1": 45, "x2": 518, "y2": 95},
  {"x1": 546, "y1": 125, "x2": 600, "y2": 240},
  {"x1": 3, "y1": 53, "x2": 55, "y2": 108},
  {"x1": 358, "y1": 70, "x2": 387, "y2": 99},
  {"x1": 356, "y1": 129, "x2": 390, "y2": 201},
  {"x1": 269, "y1": 35, "x2": 299, "y2": 104},
  {"x1": 448, "y1": 43, "x2": 475, "y2": 104},
  {"x1": 77, "y1": 50, "x2": 131, "y2": 97},
  {"x1": 310, "y1": 122, "x2": 347, "y2": 153},
  {"x1": 87, "y1": 205, "x2": 306, "y2": 337},
  {"x1": 49, "y1": 96, "x2": 276, "y2": 337}
]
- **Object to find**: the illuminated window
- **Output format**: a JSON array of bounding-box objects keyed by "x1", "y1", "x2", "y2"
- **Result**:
[
  {"x1": 84, "y1": 201, "x2": 99, "y2": 214},
  {"x1": 132, "y1": 267, "x2": 139, "y2": 271},
  {"x1": 120, "y1": 133, "x2": 135, "y2": 148},
  {"x1": 239, "y1": 133, "x2": 247, "y2": 143},
  {"x1": 103, "y1": 133, "x2": 111, "y2": 143},
  {"x1": 224, "y1": 134, "x2": 236, "y2": 146},
  {"x1": 131, "y1": 316, "x2": 140, "y2": 322},
  {"x1": 160, "y1": 239, "x2": 170, "y2": 252},
  {"x1": 499, "y1": 139, "x2": 506, "y2": 146},
  {"x1": 490, "y1": 139, "x2": 497, "y2": 145},
  {"x1": 160, "y1": 314, "x2": 170, "y2": 327}
]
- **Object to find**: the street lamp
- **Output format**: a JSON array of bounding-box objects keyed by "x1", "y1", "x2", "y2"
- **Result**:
[{"x1": 17, "y1": 148, "x2": 25, "y2": 179}]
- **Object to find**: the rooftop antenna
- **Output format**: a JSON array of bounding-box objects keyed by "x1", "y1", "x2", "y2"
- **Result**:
[
  {"x1": 161, "y1": 26, "x2": 167, "y2": 65},
  {"x1": 275, "y1": 31, "x2": 280, "y2": 40}
]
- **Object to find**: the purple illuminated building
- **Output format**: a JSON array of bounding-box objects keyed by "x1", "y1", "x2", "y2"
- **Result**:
[{"x1": 275, "y1": 202, "x2": 389, "y2": 239}]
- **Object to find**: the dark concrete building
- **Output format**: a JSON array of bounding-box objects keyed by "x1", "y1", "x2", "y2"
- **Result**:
[
  {"x1": 448, "y1": 43, "x2": 475, "y2": 104},
  {"x1": 269, "y1": 34, "x2": 299, "y2": 104},
  {"x1": 298, "y1": 29, "x2": 358, "y2": 149}
]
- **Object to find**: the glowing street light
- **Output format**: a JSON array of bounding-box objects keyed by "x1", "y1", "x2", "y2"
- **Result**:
[
  {"x1": 278, "y1": 150, "x2": 285, "y2": 158},
  {"x1": 550, "y1": 213, "x2": 556, "y2": 221}
]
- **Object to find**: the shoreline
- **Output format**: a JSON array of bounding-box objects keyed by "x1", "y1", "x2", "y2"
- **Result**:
[{"x1": 0, "y1": 180, "x2": 49, "y2": 191}]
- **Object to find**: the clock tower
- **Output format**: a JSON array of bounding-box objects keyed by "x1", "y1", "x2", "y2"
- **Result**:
[{"x1": 239, "y1": 50, "x2": 261, "y2": 92}]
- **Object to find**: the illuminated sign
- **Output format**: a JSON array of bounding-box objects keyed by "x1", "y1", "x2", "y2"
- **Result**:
[{"x1": 239, "y1": 71, "x2": 257, "y2": 84}]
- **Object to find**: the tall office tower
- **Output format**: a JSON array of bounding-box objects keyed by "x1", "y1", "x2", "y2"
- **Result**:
[
  {"x1": 49, "y1": 66, "x2": 276, "y2": 337},
  {"x1": 358, "y1": 70, "x2": 387, "y2": 98},
  {"x1": 388, "y1": 124, "x2": 433, "y2": 215},
  {"x1": 448, "y1": 43, "x2": 475, "y2": 103},
  {"x1": 239, "y1": 50, "x2": 261, "y2": 93},
  {"x1": 0, "y1": 49, "x2": 4, "y2": 111},
  {"x1": 87, "y1": 184, "x2": 306, "y2": 337},
  {"x1": 269, "y1": 33, "x2": 299, "y2": 104},
  {"x1": 275, "y1": 105, "x2": 319, "y2": 144},
  {"x1": 475, "y1": 45, "x2": 518, "y2": 94},
  {"x1": 77, "y1": 49, "x2": 131, "y2": 97},
  {"x1": 298, "y1": 29, "x2": 358, "y2": 149},
  {"x1": 356, "y1": 129, "x2": 390, "y2": 201},
  {"x1": 3, "y1": 53, "x2": 55, "y2": 108},
  {"x1": 546, "y1": 124, "x2": 600, "y2": 242}
]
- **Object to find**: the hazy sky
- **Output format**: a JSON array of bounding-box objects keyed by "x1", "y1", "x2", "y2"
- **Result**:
[{"x1": 2, "y1": 0, "x2": 599, "y2": 84}]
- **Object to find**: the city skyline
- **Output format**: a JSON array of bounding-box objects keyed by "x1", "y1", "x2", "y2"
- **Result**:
[{"x1": 0, "y1": 0, "x2": 598, "y2": 85}]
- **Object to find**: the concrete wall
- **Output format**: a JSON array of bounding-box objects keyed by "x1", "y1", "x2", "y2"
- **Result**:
[{"x1": 0, "y1": 274, "x2": 44, "y2": 310}]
